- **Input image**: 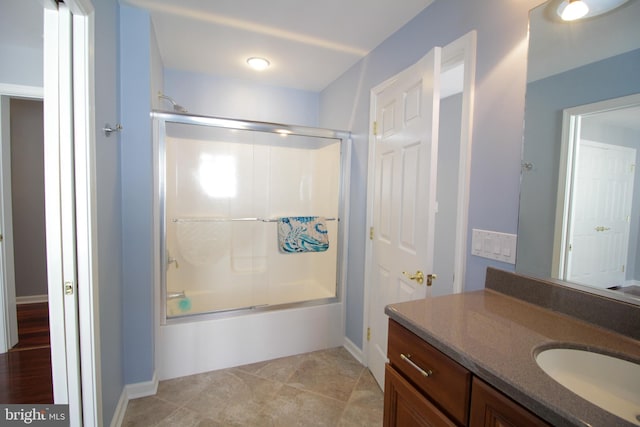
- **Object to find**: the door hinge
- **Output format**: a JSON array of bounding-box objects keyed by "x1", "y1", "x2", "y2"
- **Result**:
[
  {"x1": 372, "y1": 121, "x2": 378, "y2": 136},
  {"x1": 369, "y1": 227, "x2": 374, "y2": 240},
  {"x1": 622, "y1": 265, "x2": 625, "y2": 273},
  {"x1": 631, "y1": 163, "x2": 635, "y2": 173},
  {"x1": 64, "y1": 281, "x2": 74, "y2": 295},
  {"x1": 367, "y1": 327, "x2": 371, "y2": 342}
]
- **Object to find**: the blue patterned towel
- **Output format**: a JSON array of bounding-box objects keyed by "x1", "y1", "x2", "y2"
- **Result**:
[{"x1": 278, "y1": 217, "x2": 329, "y2": 253}]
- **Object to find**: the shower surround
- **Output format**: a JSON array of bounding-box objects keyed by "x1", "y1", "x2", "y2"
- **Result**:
[{"x1": 153, "y1": 112, "x2": 351, "y2": 379}]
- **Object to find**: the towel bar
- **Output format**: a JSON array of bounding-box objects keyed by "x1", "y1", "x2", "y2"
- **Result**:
[{"x1": 172, "y1": 217, "x2": 338, "y2": 223}]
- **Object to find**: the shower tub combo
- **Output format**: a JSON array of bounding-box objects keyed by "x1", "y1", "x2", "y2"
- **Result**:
[{"x1": 153, "y1": 111, "x2": 351, "y2": 379}]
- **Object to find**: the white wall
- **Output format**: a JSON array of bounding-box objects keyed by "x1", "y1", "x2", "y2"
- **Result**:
[{"x1": 320, "y1": 0, "x2": 542, "y2": 348}]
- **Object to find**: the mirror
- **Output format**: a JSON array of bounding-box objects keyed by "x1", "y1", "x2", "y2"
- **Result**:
[{"x1": 516, "y1": 0, "x2": 640, "y2": 303}]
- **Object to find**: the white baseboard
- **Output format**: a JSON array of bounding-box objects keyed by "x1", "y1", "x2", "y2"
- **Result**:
[
  {"x1": 125, "y1": 371, "x2": 158, "y2": 399},
  {"x1": 109, "y1": 372, "x2": 158, "y2": 427},
  {"x1": 16, "y1": 294, "x2": 48, "y2": 304},
  {"x1": 109, "y1": 389, "x2": 128, "y2": 427},
  {"x1": 343, "y1": 336, "x2": 364, "y2": 365}
]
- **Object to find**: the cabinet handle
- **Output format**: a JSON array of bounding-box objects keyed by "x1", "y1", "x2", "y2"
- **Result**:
[{"x1": 400, "y1": 353, "x2": 433, "y2": 377}]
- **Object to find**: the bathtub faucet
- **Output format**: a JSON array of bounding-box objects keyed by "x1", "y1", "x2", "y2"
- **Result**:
[
  {"x1": 167, "y1": 255, "x2": 179, "y2": 269},
  {"x1": 167, "y1": 291, "x2": 186, "y2": 300}
]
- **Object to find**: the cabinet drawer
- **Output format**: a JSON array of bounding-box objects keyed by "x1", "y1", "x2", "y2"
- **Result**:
[
  {"x1": 388, "y1": 319, "x2": 471, "y2": 425},
  {"x1": 384, "y1": 364, "x2": 457, "y2": 427}
]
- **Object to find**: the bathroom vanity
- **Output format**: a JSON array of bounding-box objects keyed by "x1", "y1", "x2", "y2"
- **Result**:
[{"x1": 383, "y1": 268, "x2": 640, "y2": 426}]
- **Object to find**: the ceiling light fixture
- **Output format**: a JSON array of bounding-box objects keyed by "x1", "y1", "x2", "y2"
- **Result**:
[
  {"x1": 275, "y1": 129, "x2": 292, "y2": 137},
  {"x1": 555, "y1": 0, "x2": 629, "y2": 21},
  {"x1": 558, "y1": 0, "x2": 589, "y2": 20},
  {"x1": 247, "y1": 57, "x2": 270, "y2": 71}
]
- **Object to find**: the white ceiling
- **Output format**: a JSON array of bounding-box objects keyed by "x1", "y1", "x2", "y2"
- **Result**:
[
  {"x1": 123, "y1": 0, "x2": 434, "y2": 91},
  {"x1": 2, "y1": 0, "x2": 433, "y2": 92}
]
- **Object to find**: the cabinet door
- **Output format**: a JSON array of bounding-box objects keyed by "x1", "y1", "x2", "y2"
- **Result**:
[
  {"x1": 469, "y1": 378, "x2": 549, "y2": 427},
  {"x1": 388, "y1": 320, "x2": 471, "y2": 424},
  {"x1": 384, "y1": 365, "x2": 457, "y2": 427}
]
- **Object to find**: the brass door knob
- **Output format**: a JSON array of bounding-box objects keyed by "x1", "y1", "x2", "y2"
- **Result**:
[{"x1": 402, "y1": 270, "x2": 425, "y2": 285}]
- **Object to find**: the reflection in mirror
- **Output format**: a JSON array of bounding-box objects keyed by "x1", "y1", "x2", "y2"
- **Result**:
[
  {"x1": 552, "y1": 95, "x2": 640, "y2": 291},
  {"x1": 516, "y1": 0, "x2": 640, "y2": 303}
]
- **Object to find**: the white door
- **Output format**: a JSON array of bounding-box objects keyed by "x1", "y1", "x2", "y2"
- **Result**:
[
  {"x1": 45, "y1": 0, "x2": 101, "y2": 423},
  {"x1": 44, "y1": 3, "x2": 83, "y2": 424},
  {"x1": 567, "y1": 140, "x2": 636, "y2": 288},
  {"x1": 366, "y1": 47, "x2": 441, "y2": 388}
]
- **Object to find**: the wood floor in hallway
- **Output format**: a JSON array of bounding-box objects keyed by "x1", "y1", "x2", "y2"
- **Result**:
[{"x1": 0, "y1": 302, "x2": 53, "y2": 404}]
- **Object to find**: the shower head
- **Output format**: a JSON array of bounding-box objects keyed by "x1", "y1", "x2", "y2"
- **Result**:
[{"x1": 158, "y1": 92, "x2": 187, "y2": 113}]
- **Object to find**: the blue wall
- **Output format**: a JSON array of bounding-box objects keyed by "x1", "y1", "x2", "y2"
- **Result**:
[
  {"x1": 93, "y1": 0, "x2": 125, "y2": 424},
  {"x1": 164, "y1": 69, "x2": 320, "y2": 126},
  {"x1": 119, "y1": 5, "x2": 155, "y2": 385},
  {"x1": 517, "y1": 49, "x2": 640, "y2": 280},
  {"x1": 320, "y1": 0, "x2": 541, "y2": 348}
]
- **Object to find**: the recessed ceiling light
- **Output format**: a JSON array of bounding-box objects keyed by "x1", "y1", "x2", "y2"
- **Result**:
[
  {"x1": 558, "y1": 0, "x2": 589, "y2": 20},
  {"x1": 247, "y1": 57, "x2": 270, "y2": 71},
  {"x1": 556, "y1": 0, "x2": 629, "y2": 21}
]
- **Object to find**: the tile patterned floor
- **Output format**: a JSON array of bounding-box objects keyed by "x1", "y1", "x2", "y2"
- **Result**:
[{"x1": 122, "y1": 347, "x2": 384, "y2": 427}]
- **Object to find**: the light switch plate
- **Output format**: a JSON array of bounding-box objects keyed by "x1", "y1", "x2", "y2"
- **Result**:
[{"x1": 471, "y1": 229, "x2": 517, "y2": 264}]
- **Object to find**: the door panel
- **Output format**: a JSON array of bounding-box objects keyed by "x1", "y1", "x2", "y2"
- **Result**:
[
  {"x1": 400, "y1": 142, "x2": 421, "y2": 251},
  {"x1": 368, "y1": 47, "x2": 441, "y2": 388},
  {"x1": 567, "y1": 140, "x2": 635, "y2": 288}
]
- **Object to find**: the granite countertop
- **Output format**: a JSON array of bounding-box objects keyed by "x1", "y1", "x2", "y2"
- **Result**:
[{"x1": 385, "y1": 289, "x2": 640, "y2": 427}]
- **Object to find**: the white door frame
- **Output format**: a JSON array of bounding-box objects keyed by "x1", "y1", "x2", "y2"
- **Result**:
[
  {"x1": 552, "y1": 93, "x2": 640, "y2": 280},
  {"x1": 361, "y1": 31, "x2": 476, "y2": 366},
  {"x1": 43, "y1": 0, "x2": 101, "y2": 425},
  {"x1": 0, "y1": 84, "x2": 43, "y2": 354},
  {"x1": 444, "y1": 31, "x2": 476, "y2": 296}
]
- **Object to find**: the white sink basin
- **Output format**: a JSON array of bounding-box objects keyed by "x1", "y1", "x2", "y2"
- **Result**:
[{"x1": 535, "y1": 347, "x2": 640, "y2": 425}]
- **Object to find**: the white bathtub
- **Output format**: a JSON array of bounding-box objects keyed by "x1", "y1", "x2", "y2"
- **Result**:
[
  {"x1": 166, "y1": 279, "x2": 336, "y2": 317},
  {"x1": 157, "y1": 300, "x2": 345, "y2": 380}
]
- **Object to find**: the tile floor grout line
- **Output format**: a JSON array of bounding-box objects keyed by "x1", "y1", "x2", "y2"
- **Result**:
[{"x1": 123, "y1": 348, "x2": 384, "y2": 426}]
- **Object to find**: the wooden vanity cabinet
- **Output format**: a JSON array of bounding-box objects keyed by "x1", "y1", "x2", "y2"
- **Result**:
[
  {"x1": 385, "y1": 320, "x2": 550, "y2": 427},
  {"x1": 386, "y1": 320, "x2": 471, "y2": 425},
  {"x1": 469, "y1": 378, "x2": 549, "y2": 427},
  {"x1": 384, "y1": 364, "x2": 457, "y2": 427}
]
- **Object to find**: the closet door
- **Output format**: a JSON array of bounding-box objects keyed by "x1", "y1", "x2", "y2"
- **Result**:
[{"x1": 44, "y1": 1, "x2": 100, "y2": 423}]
